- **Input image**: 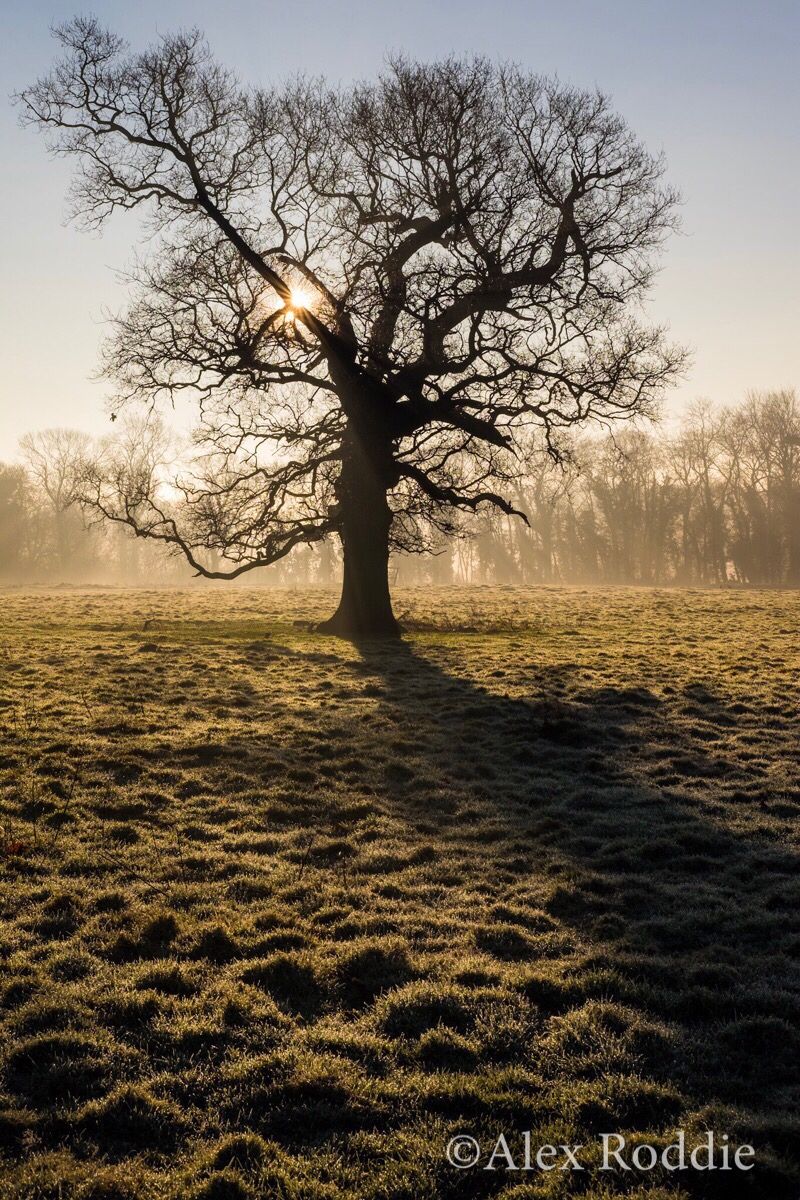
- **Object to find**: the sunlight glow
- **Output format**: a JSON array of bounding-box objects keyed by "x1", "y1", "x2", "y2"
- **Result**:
[{"x1": 288, "y1": 286, "x2": 313, "y2": 312}]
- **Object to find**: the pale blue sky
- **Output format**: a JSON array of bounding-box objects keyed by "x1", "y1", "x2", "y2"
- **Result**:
[{"x1": 1, "y1": 0, "x2": 798, "y2": 455}]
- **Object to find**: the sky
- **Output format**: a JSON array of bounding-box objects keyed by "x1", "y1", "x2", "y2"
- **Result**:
[{"x1": 1, "y1": 0, "x2": 798, "y2": 457}]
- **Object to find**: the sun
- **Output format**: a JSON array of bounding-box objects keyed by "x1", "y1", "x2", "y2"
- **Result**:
[{"x1": 288, "y1": 286, "x2": 312, "y2": 312}]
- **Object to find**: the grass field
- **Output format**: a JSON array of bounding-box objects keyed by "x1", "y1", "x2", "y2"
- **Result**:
[{"x1": 0, "y1": 586, "x2": 798, "y2": 1200}]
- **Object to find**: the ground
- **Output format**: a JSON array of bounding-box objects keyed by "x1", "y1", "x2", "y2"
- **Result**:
[{"x1": 0, "y1": 585, "x2": 798, "y2": 1200}]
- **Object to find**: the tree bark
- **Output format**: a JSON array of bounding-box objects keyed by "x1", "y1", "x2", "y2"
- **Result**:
[{"x1": 317, "y1": 425, "x2": 400, "y2": 639}]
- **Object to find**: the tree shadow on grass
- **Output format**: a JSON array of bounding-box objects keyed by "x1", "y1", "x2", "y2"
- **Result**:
[
  {"x1": 11, "y1": 626, "x2": 798, "y2": 1196},
  {"x1": 76, "y1": 629, "x2": 800, "y2": 1143},
  {"x1": 340, "y1": 638, "x2": 800, "y2": 1148}
]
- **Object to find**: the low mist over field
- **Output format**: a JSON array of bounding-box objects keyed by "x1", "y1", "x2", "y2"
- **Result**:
[{"x1": 4, "y1": 390, "x2": 800, "y2": 590}]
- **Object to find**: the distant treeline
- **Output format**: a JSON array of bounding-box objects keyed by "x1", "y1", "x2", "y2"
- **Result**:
[
  {"x1": 0, "y1": 429, "x2": 185, "y2": 585},
  {"x1": 2, "y1": 390, "x2": 798, "y2": 587},
  {"x1": 412, "y1": 389, "x2": 800, "y2": 588}
]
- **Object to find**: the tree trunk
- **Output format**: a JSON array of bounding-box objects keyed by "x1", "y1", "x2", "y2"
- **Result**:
[{"x1": 318, "y1": 426, "x2": 399, "y2": 639}]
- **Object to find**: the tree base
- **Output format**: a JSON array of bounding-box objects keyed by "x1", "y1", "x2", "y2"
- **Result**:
[{"x1": 316, "y1": 611, "x2": 401, "y2": 640}]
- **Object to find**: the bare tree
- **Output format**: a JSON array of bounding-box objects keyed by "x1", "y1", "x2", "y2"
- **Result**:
[
  {"x1": 720, "y1": 390, "x2": 800, "y2": 584},
  {"x1": 0, "y1": 464, "x2": 40, "y2": 579},
  {"x1": 19, "y1": 428, "x2": 92, "y2": 572},
  {"x1": 19, "y1": 19, "x2": 685, "y2": 635},
  {"x1": 19, "y1": 428, "x2": 90, "y2": 509}
]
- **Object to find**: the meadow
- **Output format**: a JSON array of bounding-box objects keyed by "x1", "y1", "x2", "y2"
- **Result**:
[{"x1": 0, "y1": 586, "x2": 798, "y2": 1200}]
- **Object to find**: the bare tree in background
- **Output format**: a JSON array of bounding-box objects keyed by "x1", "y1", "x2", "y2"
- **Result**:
[
  {"x1": 19, "y1": 19, "x2": 684, "y2": 635},
  {"x1": 19, "y1": 428, "x2": 91, "y2": 572},
  {"x1": 721, "y1": 390, "x2": 800, "y2": 584},
  {"x1": 0, "y1": 465, "x2": 40, "y2": 579}
]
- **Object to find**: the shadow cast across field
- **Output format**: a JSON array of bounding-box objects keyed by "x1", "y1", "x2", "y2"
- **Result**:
[
  {"x1": 6, "y1": 613, "x2": 799, "y2": 1198},
  {"x1": 180, "y1": 629, "x2": 800, "y2": 1141},
  {"x1": 325, "y1": 637, "x2": 800, "y2": 1110},
  {"x1": 7, "y1": 590, "x2": 800, "y2": 1200}
]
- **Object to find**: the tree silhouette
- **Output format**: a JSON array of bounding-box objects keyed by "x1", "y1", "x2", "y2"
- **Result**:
[
  {"x1": 20, "y1": 18, "x2": 685, "y2": 635},
  {"x1": 19, "y1": 428, "x2": 91, "y2": 572}
]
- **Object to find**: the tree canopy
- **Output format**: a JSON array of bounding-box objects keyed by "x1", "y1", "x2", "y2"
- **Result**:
[{"x1": 20, "y1": 18, "x2": 685, "y2": 633}]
